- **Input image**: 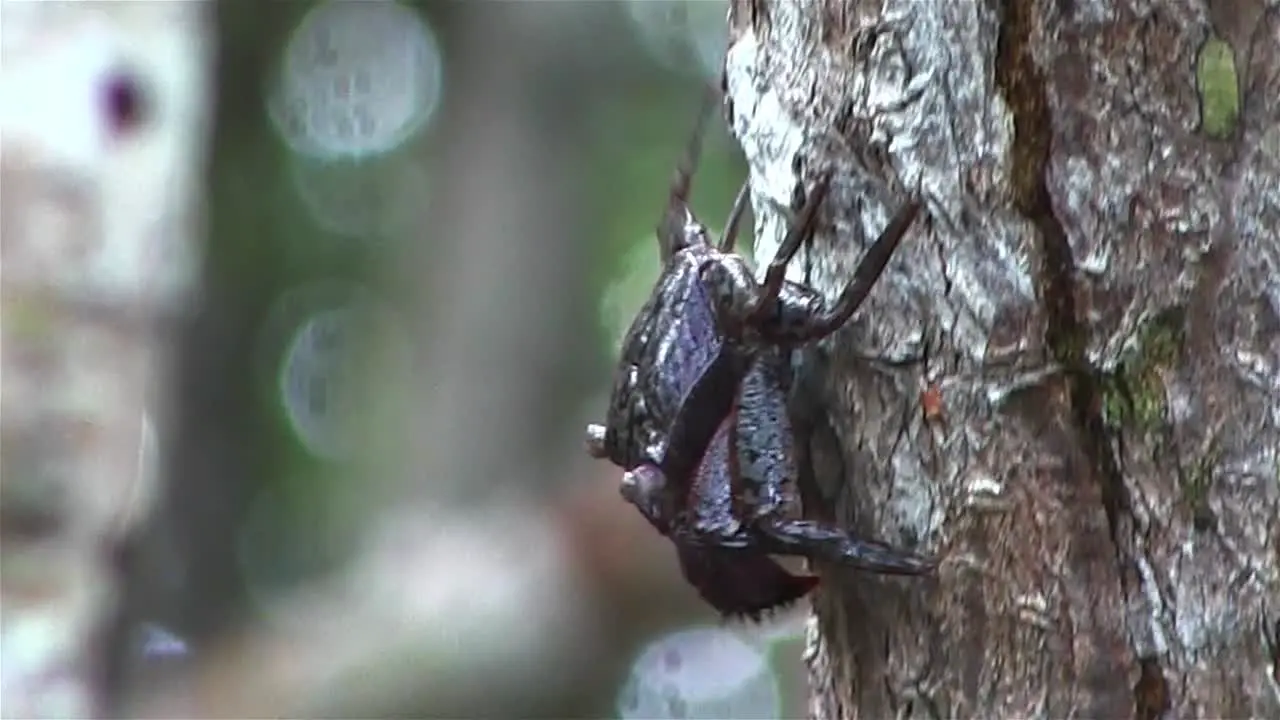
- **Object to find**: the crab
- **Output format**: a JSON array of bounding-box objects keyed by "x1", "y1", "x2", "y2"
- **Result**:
[{"x1": 585, "y1": 91, "x2": 935, "y2": 618}]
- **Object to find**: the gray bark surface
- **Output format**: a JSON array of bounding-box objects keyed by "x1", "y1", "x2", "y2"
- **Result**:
[{"x1": 723, "y1": 0, "x2": 1280, "y2": 717}]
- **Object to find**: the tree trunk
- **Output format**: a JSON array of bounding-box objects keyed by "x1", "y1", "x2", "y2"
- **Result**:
[{"x1": 723, "y1": 0, "x2": 1280, "y2": 717}]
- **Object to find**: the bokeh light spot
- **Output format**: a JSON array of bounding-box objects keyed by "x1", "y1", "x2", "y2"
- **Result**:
[
  {"x1": 618, "y1": 626, "x2": 780, "y2": 719},
  {"x1": 288, "y1": 153, "x2": 430, "y2": 245},
  {"x1": 259, "y1": 283, "x2": 409, "y2": 463},
  {"x1": 280, "y1": 306, "x2": 365, "y2": 461},
  {"x1": 269, "y1": 0, "x2": 443, "y2": 159}
]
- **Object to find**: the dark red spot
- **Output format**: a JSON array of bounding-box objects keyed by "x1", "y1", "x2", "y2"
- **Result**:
[
  {"x1": 921, "y1": 384, "x2": 945, "y2": 422},
  {"x1": 102, "y1": 72, "x2": 144, "y2": 136}
]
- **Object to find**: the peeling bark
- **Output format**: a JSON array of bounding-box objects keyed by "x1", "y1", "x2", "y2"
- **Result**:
[{"x1": 723, "y1": 0, "x2": 1280, "y2": 717}]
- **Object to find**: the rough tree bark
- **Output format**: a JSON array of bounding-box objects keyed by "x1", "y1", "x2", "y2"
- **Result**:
[{"x1": 723, "y1": 0, "x2": 1279, "y2": 717}]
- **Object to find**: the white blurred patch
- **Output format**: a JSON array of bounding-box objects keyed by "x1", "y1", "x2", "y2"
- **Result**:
[
  {"x1": 111, "y1": 411, "x2": 160, "y2": 535},
  {"x1": 0, "y1": 19, "x2": 118, "y2": 172},
  {"x1": 138, "y1": 623, "x2": 189, "y2": 661},
  {"x1": 0, "y1": 607, "x2": 91, "y2": 719},
  {"x1": 0, "y1": 3, "x2": 209, "y2": 308},
  {"x1": 227, "y1": 504, "x2": 596, "y2": 716},
  {"x1": 617, "y1": 626, "x2": 780, "y2": 719},
  {"x1": 268, "y1": 0, "x2": 443, "y2": 159}
]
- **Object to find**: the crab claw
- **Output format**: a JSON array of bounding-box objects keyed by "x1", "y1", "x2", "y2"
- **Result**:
[
  {"x1": 620, "y1": 464, "x2": 675, "y2": 534},
  {"x1": 674, "y1": 545, "x2": 820, "y2": 620}
]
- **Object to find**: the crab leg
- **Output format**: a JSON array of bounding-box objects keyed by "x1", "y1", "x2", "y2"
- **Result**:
[
  {"x1": 716, "y1": 180, "x2": 752, "y2": 253},
  {"x1": 698, "y1": 173, "x2": 833, "y2": 336},
  {"x1": 744, "y1": 171, "x2": 834, "y2": 321},
  {"x1": 764, "y1": 198, "x2": 921, "y2": 344},
  {"x1": 658, "y1": 85, "x2": 720, "y2": 261},
  {"x1": 753, "y1": 520, "x2": 937, "y2": 575},
  {"x1": 732, "y1": 354, "x2": 936, "y2": 575}
]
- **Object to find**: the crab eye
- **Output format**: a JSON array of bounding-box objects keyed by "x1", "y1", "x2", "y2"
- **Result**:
[{"x1": 102, "y1": 70, "x2": 147, "y2": 137}]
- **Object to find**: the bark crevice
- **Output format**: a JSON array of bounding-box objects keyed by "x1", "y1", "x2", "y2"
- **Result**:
[
  {"x1": 994, "y1": 3, "x2": 1165, "y2": 714},
  {"x1": 994, "y1": 0, "x2": 1117, "y2": 580}
]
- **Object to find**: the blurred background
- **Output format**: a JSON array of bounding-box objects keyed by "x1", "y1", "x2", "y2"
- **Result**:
[{"x1": 125, "y1": 1, "x2": 814, "y2": 717}]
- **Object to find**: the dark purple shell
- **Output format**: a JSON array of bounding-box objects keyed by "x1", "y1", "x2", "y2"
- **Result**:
[{"x1": 602, "y1": 246, "x2": 741, "y2": 479}]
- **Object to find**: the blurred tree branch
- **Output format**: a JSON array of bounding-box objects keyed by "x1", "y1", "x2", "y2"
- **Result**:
[
  {"x1": 130, "y1": 2, "x2": 706, "y2": 717},
  {"x1": 0, "y1": 3, "x2": 213, "y2": 717}
]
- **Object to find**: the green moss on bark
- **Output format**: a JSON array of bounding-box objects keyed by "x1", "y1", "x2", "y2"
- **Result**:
[
  {"x1": 1100, "y1": 307, "x2": 1185, "y2": 435},
  {"x1": 1196, "y1": 36, "x2": 1240, "y2": 140}
]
